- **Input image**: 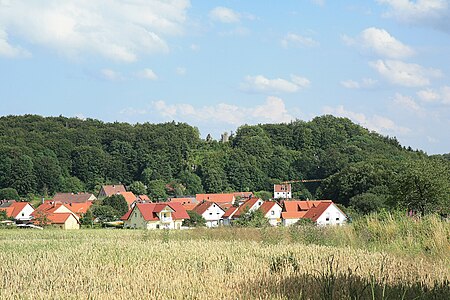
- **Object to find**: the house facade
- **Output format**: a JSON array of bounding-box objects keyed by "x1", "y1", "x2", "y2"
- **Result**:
[
  {"x1": 121, "y1": 203, "x2": 189, "y2": 230},
  {"x1": 259, "y1": 202, "x2": 282, "y2": 226},
  {"x1": 193, "y1": 201, "x2": 225, "y2": 228},
  {"x1": 0, "y1": 201, "x2": 34, "y2": 224},
  {"x1": 274, "y1": 184, "x2": 292, "y2": 199},
  {"x1": 281, "y1": 200, "x2": 347, "y2": 226}
]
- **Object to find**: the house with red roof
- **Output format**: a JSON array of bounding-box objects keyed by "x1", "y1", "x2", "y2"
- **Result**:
[
  {"x1": 168, "y1": 197, "x2": 199, "y2": 211},
  {"x1": 118, "y1": 191, "x2": 138, "y2": 209},
  {"x1": 281, "y1": 200, "x2": 347, "y2": 226},
  {"x1": 274, "y1": 184, "x2": 292, "y2": 199},
  {"x1": 259, "y1": 201, "x2": 282, "y2": 226},
  {"x1": 192, "y1": 201, "x2": 225, "y2": 228},
  {"x1": 222, "y1": 198, "x2": 264, "y2": 225},
  {"x1": 98, "y1": 184, "x2": 126, "y2": 198},
  {"x1": 32, "y1": 202, "x2": 80, "y2": 229},
  {"x1": 0, "y1": 201, "x2": 34, "y2": 224},
  {"x1": 121, "y1": 202, "x2": 189, "y2": 230}
]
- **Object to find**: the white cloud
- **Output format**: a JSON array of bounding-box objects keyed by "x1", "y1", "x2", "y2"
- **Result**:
[
  {"x1": 311, "y1": 0, "x2": 325, "y2": 6},
  {"x1": 369, "y1": 59, "x2": 442, "y2": 87},
  {"x1": 417, "y1": 86, "x2": 450, "y2": 104},
  {"x1": 101, "y1": 69, "x2": 123, "y2": 81},
  {"x1": 392, "y1": 93, "x2": 422, "y2": 112},
  {"x1": 377, "y1": 0, "x2": 449, "y2": 32},
  {"x1": 344, "y1": 27, "x2": 414, "y2": 59},
  {"x1": 0, "y1": 0, "x2": 190, "y2": 61},
  {"x1": 125, "y1": 97, "x2": 294, "y2": 126},
  {"x1": 241, "y1": 75, "x2": 310, "y2": 94},
  {"x1": 176, "y1": 67, "x2": 186, "y2": 76},
  {"x1": 341, "y1": 78, "x2": 377, "y2": 89},
  {"x1": 137, "y1": 69, "x2": 158, "y2": 80},
  {"x1": 0, "y1": 29, "x2": 30, "y2": 58},
  {"x1": 323, "y1": 105, "x2": 410, "y2": 135},
  {"x1": 281, "y1": 33, "x2": 319, "y2": 48},
  {"x1": 209, "y1": 7, "x2": 240, "y2": 23}
]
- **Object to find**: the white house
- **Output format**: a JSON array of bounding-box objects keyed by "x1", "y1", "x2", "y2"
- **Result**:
[
  {"x1": 281, "y1": 200, "x2": 347, "y2": 226},
  {"x1": 259, "y1": 202, "x2": 282, "y2": 226},
  {"x1": 192, "y1": 201, "x2": 225, "y2": 228},
  {"x1": 222, "y1": 198, "x2": 264, "y2": 225},
  {"x1": 274, "y1": 184, "x2": 292, "y2": 199},
  {"x1": 0, "y1": 201, "x2": 34, "y2": 224},
  {"x1": 121, "y1": 202, "x2": 189, "y2": 230}
]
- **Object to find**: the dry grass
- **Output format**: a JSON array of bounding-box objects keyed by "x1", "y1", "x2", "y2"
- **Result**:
[{"x1": 0, "y1": 228, "x2": 448, "y2": 299}]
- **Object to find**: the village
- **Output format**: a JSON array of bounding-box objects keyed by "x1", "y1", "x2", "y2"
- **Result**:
[{"x1": 0, "y1": 183, "x2": 347, "y2": 230}]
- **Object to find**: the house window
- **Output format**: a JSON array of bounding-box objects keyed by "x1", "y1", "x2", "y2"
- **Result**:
[
  {"x1": 271, "y1": 211, "x2": 275, "y2": 215},
  {"x1": 336, "y1": 217, "x2": 340, "y2": 221},
  {"x1": 135, "y1": 212, "x2": 137, "y2": 218},
  {"x1": 21, "y1": 213, "x2": 24, "y2": 217},
  {"x1": 258, "y1": 202, "x2": 262, "y2": 205},
  {"x1": 325, "y1": 218, "x2": 330, "y2": 221},
  {"x1": 209, "y1": 212, "x2": 213, "y2": 215}
]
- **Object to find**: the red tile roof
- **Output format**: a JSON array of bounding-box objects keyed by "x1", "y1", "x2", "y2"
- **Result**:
[
  {"x1": 46, "y1": 213, "x2": 75, "y2": 224},
  {"x1": 196, "y1": 193, "x2": 235, "y2": 204},
  {"x1": 281, "y1": 200, "x2": 333, "y2": 219},
  {"x1": 0, "y1": 202, "x2": 31, "y2": 218},
  {"x1": 234, "y1": 198, "x2": 262, "y2": 218},
  {"x1": 121, "y1": 202, "x2": 190, "y2": 221},
  {"x1": 222, "y1": 206, "x2": 238, "y2": 218},
  {"x1": 119, "y1": 192, "x2": 137, "y2": 207},
  {"x1": 303, "y1": 202, "x2": 333, "y2": 222},
  {"x1": 193, "y1": 201, "x2": 224, "y2": 216},
  {"x1": 52, "y1": 193, "x2": 96, "y2": 203},
  {"x1": 66, "y1": 202, "x2": 93, "y2": 216},
  {"x1": 138, "y1": 195, "x2": 150, "y2": 201},
  {"x1": 259, "y1": 201, "x2": 279, "y2": 216}
]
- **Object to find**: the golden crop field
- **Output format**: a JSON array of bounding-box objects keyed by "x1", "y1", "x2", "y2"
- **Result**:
[{"x1": 0, "y1": 228, "x2": 449, "y2": 300}]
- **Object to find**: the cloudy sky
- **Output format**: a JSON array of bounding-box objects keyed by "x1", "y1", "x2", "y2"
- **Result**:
[{"x1": 1, "y1": 0, "x2": 449, "y2": 154}]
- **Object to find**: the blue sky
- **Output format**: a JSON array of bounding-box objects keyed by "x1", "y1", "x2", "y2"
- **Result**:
[{"x1": 0, "y1": 0, "x2": 449, "y2": 154}]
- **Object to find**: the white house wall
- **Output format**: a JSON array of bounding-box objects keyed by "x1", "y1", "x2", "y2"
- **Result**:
[
  {"x1": 264, "y1": 204, "x2": 282, "y2": 226},
  {"x1": 316, "y1": 204, "x2": 347, "y2": 226},
  {"x1": 201, "y1": 203, "x2": 225, "y2": 228},
  {"x1": 15, "y1": 204, "x2": 34, "y2": 222}
]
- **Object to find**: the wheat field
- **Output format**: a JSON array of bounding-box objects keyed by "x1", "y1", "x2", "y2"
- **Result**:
[{"x1": 0, "y1": 228, "x2": 448, "y2": 300}]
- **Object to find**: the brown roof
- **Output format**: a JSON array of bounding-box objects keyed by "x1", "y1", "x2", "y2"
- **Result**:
[
  {"x1": 138, "y1": 195, "x2": 150, "y2": 201},
  {"x1": 195, "y1": 193, "x2": 235, "y2": 204},
  {"x1": 100, "y1": 185, "x2": 126, "y2": 197},
  {"x1": 303, "y1": 202, "x2": 333, "y2": 222},
  {"x1": 52, "y1": 193, "x2": 96, "y2": 203},
  {"x1": 274, "y1": 184, "x2": 291, "y2": 193}
]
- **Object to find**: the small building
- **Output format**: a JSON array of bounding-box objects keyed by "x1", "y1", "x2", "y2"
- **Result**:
[
  {"x1": 259, "y1": 202, "x2": 282, "y2": 226},
  {"x1": 222, "y1": 206, "x2": 238, "y2": 226},
  {"x1": 45, "y1": 213, "x2": 80, "y2": 230},
  {"x1": 121, "y1": 202, "x2": 189, "y2": 230},
  {"x1": 98, "y1": 184, "x2": 126, "y2": 198},
  {"x1": 192, "y1": 201, "x2": 225, "y2": 228},
  {"x1": 274, "y1": 184, "x2": 292, "y2": 199},
  {"x1": 0, "y1": 201, "x2": 34, "y2": 224},
  {"x1": 52, "y1": 192, "x2": 97, "y2": 203},
  {"x1": 281, "y1": 200, "x2": 347, "y2": 226},
  {"x1": 32, "y1": 202, "x2": 80, "y2": 229}
]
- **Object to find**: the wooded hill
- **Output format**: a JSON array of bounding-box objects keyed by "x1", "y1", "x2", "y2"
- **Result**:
[{"x1": 0, "y1": 114, "x2": 448, "y2": 215}]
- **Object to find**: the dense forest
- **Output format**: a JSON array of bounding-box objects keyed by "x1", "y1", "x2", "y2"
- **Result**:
[{"x1": 0, "y1": 114, "x2": 448, "y2": 215}]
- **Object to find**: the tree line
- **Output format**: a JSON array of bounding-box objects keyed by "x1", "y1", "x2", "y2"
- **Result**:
[{"x1": 0, "y1": 114, "x2": 448, "y2": 215}]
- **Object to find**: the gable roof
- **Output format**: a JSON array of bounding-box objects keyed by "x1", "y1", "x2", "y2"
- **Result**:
[
  {"x1": 222, "y1": 206, "x2": 238, "y2": 218},
  {"x1": 281, "y1": 200, "x2": 334, "y2": 220},
  {"x1": 121, "y1": 202, "x2": 190, "y2": 221},
  {"x1": 259, "y1": 201, "x2": 280, "y2": 216},
  {"x1": 52, "y1": 193, "x2": 96, "y2": 203},
  {"x1": 303, "y1": 202, "x2": 334, "y2": 222},
  {"x1": 0, "y1": 200, "x2": 16, "y2": 208},
  {"x1": 46, "y1": 213, "x2": 77, "y2": 224},
  {"x1": 66, "y1": 202, "x2": 93, "y2": 216},
  {"x1": 100, "y1": 185, "x2": 126, "y2": 197},
  {"x1": 195, "y1": 193, "x2": 235, "y2": 204},
  {"x1": 119, "y1": 192, "x2": 137, "y2": 206},
  {"x1": 234, "y1": 198, "x2": 262, "y2": 218},
  {"x1": 0, "y1": 202, "x2": 32, "y2": 218},
  {"x1": 193, "y1": 201, "x2": 224, "y2": 215},
  {"x1": 138, "y1": 195, "x2": 150, "y2": 201}
]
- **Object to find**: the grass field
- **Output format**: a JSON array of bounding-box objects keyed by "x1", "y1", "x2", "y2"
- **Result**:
[{"x1": 0, "y1": 215, "x2": 449, "y2": 299}]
